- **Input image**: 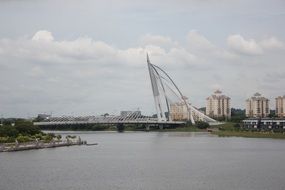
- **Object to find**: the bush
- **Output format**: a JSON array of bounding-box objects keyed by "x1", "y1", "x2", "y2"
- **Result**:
[
  {"x1": 35, "y1": 133, "x2": 44, "y2": 140},
  {"x1": 0, "y1": 136, "x2": 15, "y2": 143},
  {"x1": 43, "y1": 134, "x2": 54, "y2": 142},
  {"x1": 16, "y1": 135, "x2": 31, "y2": 143},
  {"x1": 92, "y1": 124, "x2": 109, "y2": 131},
  {"x1": 0, "y1": 137, "x2": 9, "y2": 143},
  {"x1": 195, "y1": 121, "x2": 210, "y2": 129}
]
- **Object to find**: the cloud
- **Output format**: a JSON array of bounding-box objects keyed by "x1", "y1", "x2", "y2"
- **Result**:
[
  {"x1": 0, "y1": 30, "x2": 284, "y2": 116},
  {"x1": 139, "y1": 34, "x2": 177, "y2": 48},
  {"x1": 260, "y1": 37, "x2": 284, "y2": 49},
  {"x1": 227, "y1": 34, "x2": 263, "y2": 55},
  {"x1": 185, "y1": 30, "x2": 237, "y2": 61},
  {"x1": 32, "y1": 30, "x2": 54, "y2": 42},
  {"x1": 186, "y1": 30, "x2": 215, "y2": 51},
  {"x1": 227, "y1": 34, "x2": 284, "y2": 55}
]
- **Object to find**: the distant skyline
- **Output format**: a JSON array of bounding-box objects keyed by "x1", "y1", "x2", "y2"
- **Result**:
[{"x1": 0, "y1": 0, "x2": 285, "y2": 117}]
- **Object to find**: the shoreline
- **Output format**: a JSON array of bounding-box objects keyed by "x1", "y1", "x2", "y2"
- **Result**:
[
  {"x1": 213, "y1": 130, "x2": 285, "y2": 139},
  {"x1": 43, "y1": 128, "x2": 285, "y2": 140}
]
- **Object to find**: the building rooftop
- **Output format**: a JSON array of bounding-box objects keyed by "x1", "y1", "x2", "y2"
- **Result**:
[
  {"x1": 248, "y1": 93, "x2": 269, "y2": 101},
  {"x1": 207, "y1": 90, "x2": 230, "y2": 99},
  {"x1": 276, "y1": 95, "x2": 285, "y2": 99},
  {"x1": 214, "y1": 90, "x2": 222, "y2": 94}
]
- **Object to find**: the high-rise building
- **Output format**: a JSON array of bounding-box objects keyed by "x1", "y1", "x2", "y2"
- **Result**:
[
  {"x1": 206, "y1": 90, "x2": 231, "y2": 119},
  {"x1": 276, "y1": 95, "x2": 285, "y2": 118},
  {"x1": 246, "y1": 93, "x2": 269, "y2": 118}
]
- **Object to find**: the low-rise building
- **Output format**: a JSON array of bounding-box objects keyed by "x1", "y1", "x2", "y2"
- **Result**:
[
  {"x1": 243, "y1": 118, "x2": 285, "y2": 131},
  {"x1": 246, "y1": 93, "x2": 269, "y2": 118},
  {"x1": 276, "y1": 95, "x2": 285, "y2": 118}
]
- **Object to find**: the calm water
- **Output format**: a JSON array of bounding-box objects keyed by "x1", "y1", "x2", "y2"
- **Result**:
[{"x1": 0, "y1": 131, "x2": 285, "y2": 190}]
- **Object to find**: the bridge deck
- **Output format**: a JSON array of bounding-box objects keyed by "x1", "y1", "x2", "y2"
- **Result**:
[{"x1": 34, "y1": 120, "x2": 186, "y2": 126}]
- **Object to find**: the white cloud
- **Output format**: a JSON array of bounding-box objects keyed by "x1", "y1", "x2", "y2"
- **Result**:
[
  {"x1": 227, "y1": 34, "x2": 263, "y2": 55},
  {"x1": 139, "y1": 34, "x2": 176, "y2": 48},
  {"x1": 260, "y1": 37, "x2": 284, "y2": 49},
  {"x1": 32, "y1": 30, "x2": 54, "y2": 42},
  {"x1": 186, "y1": 30, "x2": 215, "y2": 51},
  {"x1": 168, "y1": 48, "x2": 196, "y2": 65},
  {"x1": 227, "y1": 34, "x2": 284, "y2": 55}
]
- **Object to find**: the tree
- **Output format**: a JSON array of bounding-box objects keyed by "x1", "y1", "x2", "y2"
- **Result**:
[
  {"x1": 102, "y1": 113, "x2": 109, "y2": 117},
  {"x1": 0, "y1": 125, "x2": 19, "y2": 137},
  {"x1": 15, "y1": 124, "x2": 40, "y2": 136},
  {"x1": 195, "y1": 121, "x2": 210, "y2": 129}
]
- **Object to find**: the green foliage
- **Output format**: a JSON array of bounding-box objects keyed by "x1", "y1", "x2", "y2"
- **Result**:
[
  {"x1": 185, "y1": 121, "x2": 193, "y2": 127},
  {"x1": 0, "y1": 119, "x2": 52, "y2": 143},
  {"x1": 16, "y1": 135, "x2": 31, "y2": 143},
  {"x1": 0, "y1": 125, "x2": 19, "y2": 137},
  {"x1": 92, "y1": 124, "x2": 109, "y2": 131},
  {"x1": 214, "y1": 130, "x2": 285, "y2": 139},
  {"x1": 39, "y1": 124, "x2": 112, "y2": 131},
  {"x1": 0, "y1": 136, "x2": 15, "y2": 143},
  {"x1": 43, "y1": 133, "x2": 55, "y2": 142},
  {"x1": 230, "y1": 108, "x2": 246, "y2": 122},
  {"x1": 15, "y1": 122, "x2": 40, "y2": 136},
  {"x1": 234, "y1": 123, "x2": 241, "y2": 129},
  {"x1": 0, "y1": 137, "x2": 8, "y2": 143},
  {"x1": 15, "y1": 119, "x2": 33, "y2": 126},
  {"x1": 216, "y1": 122, "x2": 235, "y2": 131},
  {"x1": 195, "y1": 121, "x2": 210, "y2": 129},
  {"x1": 35, "y1": 133, "x2": 43, "y2": 140}
]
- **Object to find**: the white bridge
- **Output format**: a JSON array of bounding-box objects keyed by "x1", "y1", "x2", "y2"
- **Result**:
[{"x1": 34, "y1": 54, "x2": 217, "y2": 128}]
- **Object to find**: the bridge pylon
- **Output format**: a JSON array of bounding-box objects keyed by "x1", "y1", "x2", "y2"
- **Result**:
[{"x1": 147, "y1": 54, "x2": 216, "y2": 124}]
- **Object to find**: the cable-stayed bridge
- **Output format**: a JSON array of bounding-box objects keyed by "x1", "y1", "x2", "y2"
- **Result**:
[{"x1": 34, "y1": 55, "x2": 217, "y2": 128}]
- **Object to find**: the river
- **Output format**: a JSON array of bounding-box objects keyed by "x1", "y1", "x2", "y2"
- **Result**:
[{"x1": 0, "y1": 131, "x2": 285, "y2": 190}]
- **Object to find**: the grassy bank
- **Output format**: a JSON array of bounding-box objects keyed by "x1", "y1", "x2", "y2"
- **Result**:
[
  {"x1": 212, "y1": 122, "x2": 285, "y2": 139},
  {"x1": 213, "y1": 130, "x2": 285, "y2": 139}
]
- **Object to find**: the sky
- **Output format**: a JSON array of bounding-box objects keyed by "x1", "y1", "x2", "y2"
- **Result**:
[{"x1": 0, "y1": 0, "x2": 285, "y2": 117}]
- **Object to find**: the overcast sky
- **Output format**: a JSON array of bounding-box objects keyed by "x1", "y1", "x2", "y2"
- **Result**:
[{"x1": 0, "y1": 0, "x2": 285, "y2": 117}]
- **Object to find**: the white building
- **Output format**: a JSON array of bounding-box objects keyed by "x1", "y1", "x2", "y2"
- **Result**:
[
  {"x1": 276, "y1": 95, "x2": 285, "y2": 118},
  {"x1": 246, "y1": 93, "x2": 269, "y2": 118},
  {"x1": 206, "y1": 90, "x2": 231, "y2": 119}
]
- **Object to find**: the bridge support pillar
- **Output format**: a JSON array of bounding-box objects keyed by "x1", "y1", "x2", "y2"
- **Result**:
[
  {"x1": 159, "y1": 124, "x2": 163, "y2": 130},
  {"x1": 146, "y1": 125, "x2": 150, "y2": 131},
  {"x1": 117, "y1": 123, "x2": 125, "y2": 132}
]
